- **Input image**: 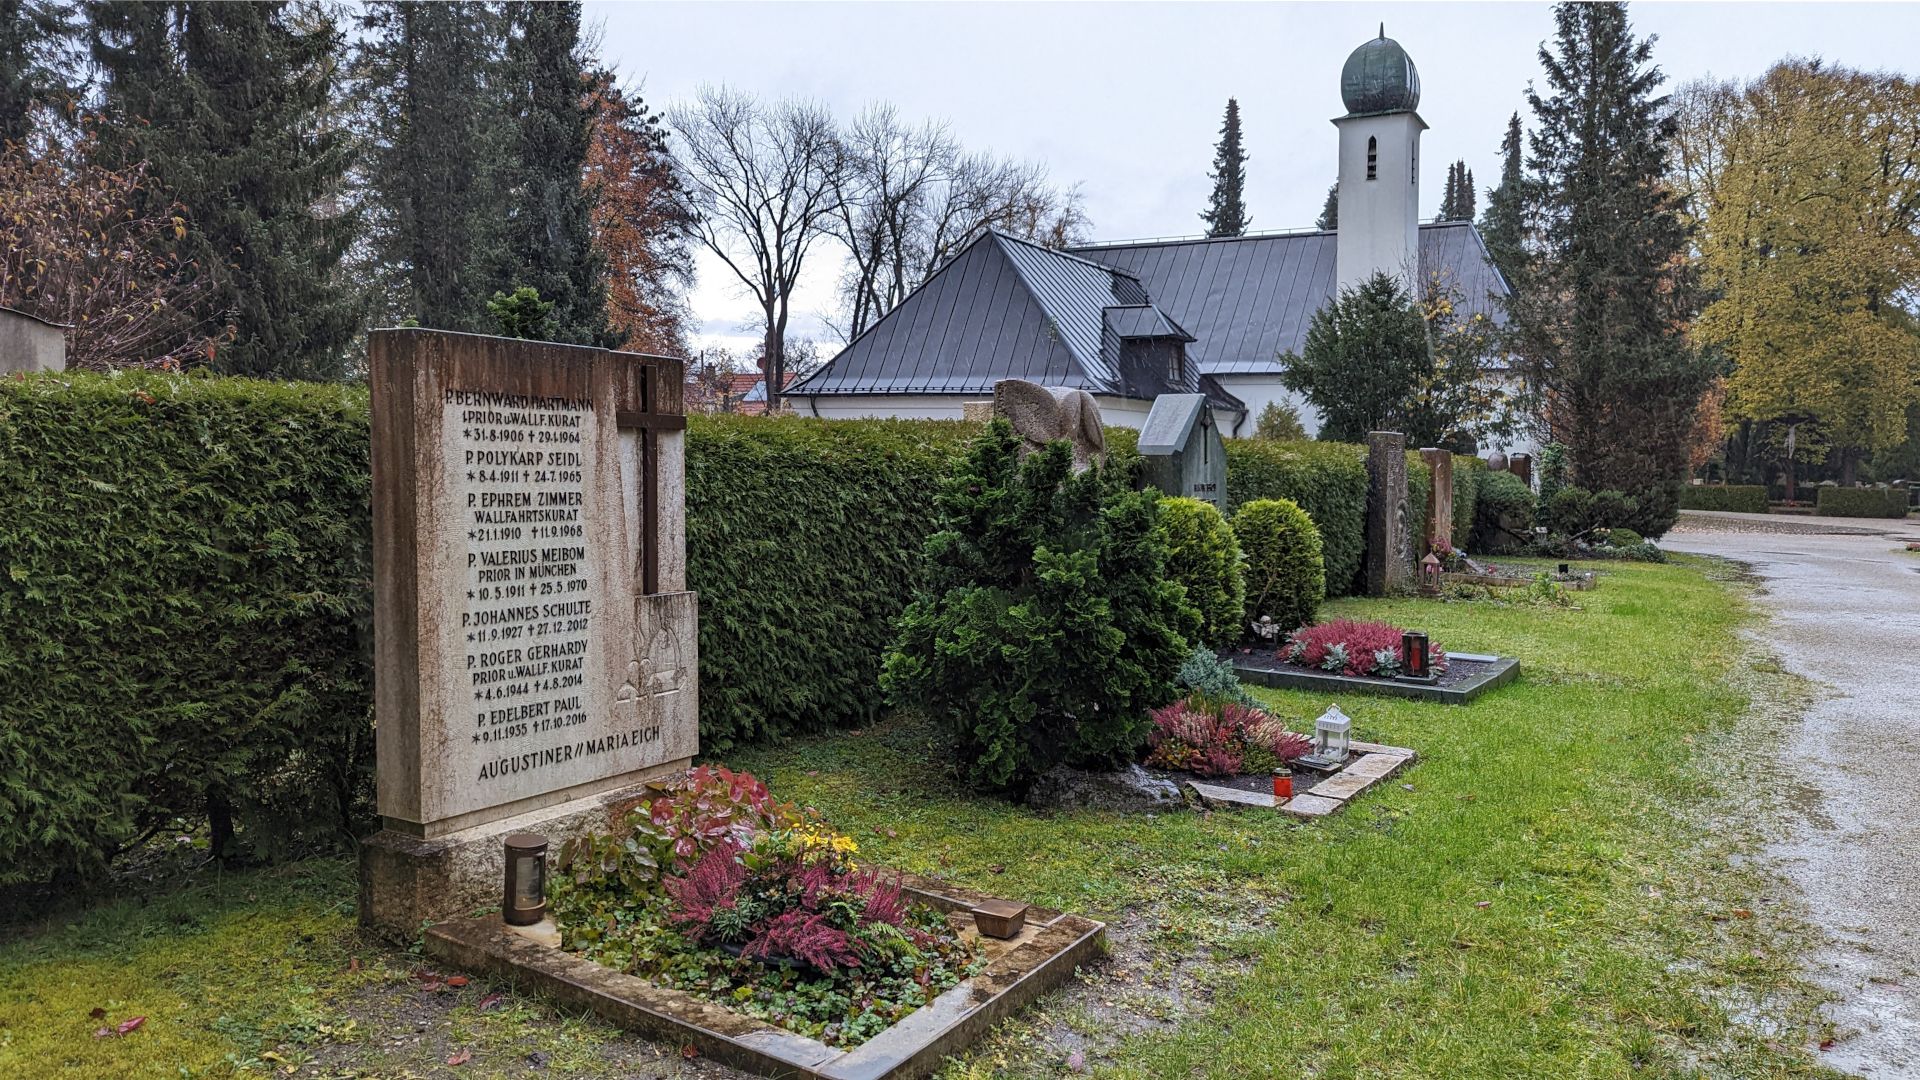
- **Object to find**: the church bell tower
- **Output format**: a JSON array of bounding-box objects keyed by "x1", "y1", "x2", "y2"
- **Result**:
[{"x1": 1333, "y1": 26, "x2": 1425, "y2": 294}]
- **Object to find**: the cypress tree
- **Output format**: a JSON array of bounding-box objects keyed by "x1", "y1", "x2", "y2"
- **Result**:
[
  {"x1": 354, "y1": 0, "x2": 511, "y2": 334},
  {"x1": 1508, "y1": 1, "x2": 1715, "y2": 535},
  {"x1": 1199, "y1": 97, "x2": 1249, "y2": 237},
  {"x1": 1479, "y1": 112, "x2": 1525, "y2": 283},
  {"x1": 499, "y1": 1, "x2": 607, "y2": 345},
  {"x1": 1316, "y1": 182, "x2": 1337, "y2": 230},
  {"x1": 85, "y1": 1, "x2": 362, "y2": 378},
  {"x1": 1439, "y1": 160, "x2": 1475, "y2": 220}
]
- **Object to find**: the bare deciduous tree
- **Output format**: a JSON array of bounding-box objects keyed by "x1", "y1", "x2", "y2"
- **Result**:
[{"x1": 667, "y1": 86, "x2": 841, "y2": 412}]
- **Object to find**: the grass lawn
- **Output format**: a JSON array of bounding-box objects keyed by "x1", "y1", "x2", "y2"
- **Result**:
[{"x1": 0, "y1": 556, "x2": 1844, "y2": 1079}]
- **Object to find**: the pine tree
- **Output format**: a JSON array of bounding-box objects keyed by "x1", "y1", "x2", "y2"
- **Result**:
[
  {"x1": 1, "y1": 0, "x2": 79, "y2": 145},
  {"x1": 1479, "y1": 112, "x2": 1525, "y2": 284},
  {"x1": 499, "y1": 1, "x2": 607, "y2": 346},
  {"x1": 1199, "y1": 97, "x2": 1249, "y2": 237},
  {"x1": 86, "y1": 1, "x2": 362, "y2": 378},
  {"x1": 1508, "y1": 1, "x2": 1715, "y2": 535},
  {"x1": 1316, "y1": 182, "x2": 1338, "y2": 230},
  {"x1": 1439, "y1": 162, "x2": 1457, "y2": 220},
  {"x1": 354, "y1": 0, "x2": 512, "y2": 334}
]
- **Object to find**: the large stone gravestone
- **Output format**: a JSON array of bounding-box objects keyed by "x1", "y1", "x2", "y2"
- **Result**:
[
  {"x1": 1420, "y1": 447, "x2": 1453, "y2": 552},
  {"x1": 1137, "y1": 393, "x2": 1226, "y2": 511},
  {"x1": 359, "y1": 329, "x2": 698, "y2": 939},
  {"x1": 1365, "y1": 431, "x2": 1414, "y2": 596}
]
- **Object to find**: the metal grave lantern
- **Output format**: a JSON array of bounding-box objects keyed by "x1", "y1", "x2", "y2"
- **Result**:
[
  {"x1": 1311, "y1": 705, "x2": 1352, "y2": 765},
  {"x1": 1420, "y1": 553, "x2": 1443, "y2": 596},
  {"x1": 503, "y1": 833, "x2": 549, "y2": 926}
]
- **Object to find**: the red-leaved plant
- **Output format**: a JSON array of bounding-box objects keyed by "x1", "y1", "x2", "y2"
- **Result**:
[
  {"x1": 1281, "y1": 619, "x2": 1447, "y2": 678},
  {"x1": 1145, "y1": 696, "x2": 1312, "y2": 778},
  {"x1": 646, "y1": 765, "x2": 803, "y2": 871}
]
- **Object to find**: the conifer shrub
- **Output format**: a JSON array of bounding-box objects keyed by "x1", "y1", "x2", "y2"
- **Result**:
[
  {"x1": 880, "y1": 420, "x2": 1198, "y2": 791},
  {"x1": 1231, "y1": 498, "x2": 1326, "y2": 634},
  {"x1": 1155, "y1": 496, "x2": 1246, "y2": 647}
]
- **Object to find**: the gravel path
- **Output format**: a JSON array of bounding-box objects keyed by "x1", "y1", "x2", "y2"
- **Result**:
[{"x1": 1667, "y1": 518, "x2": 1920, "y2": 1076}]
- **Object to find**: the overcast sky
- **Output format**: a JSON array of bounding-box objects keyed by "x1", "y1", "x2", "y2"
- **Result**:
[{"x1": 587, "y1": 1, "x2": 1920, "y2": 357}]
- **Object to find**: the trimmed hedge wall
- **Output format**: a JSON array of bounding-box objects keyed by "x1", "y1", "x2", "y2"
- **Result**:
[
  {"x1": 1815, "y1": 486, "x2": 1911, "y2": 519},
  {"x1": 1679, "y1": 484, "x2": 1769, "y2": 514},
  {"x1": 1450, "y1": 455, "x2": 1486, "y2": 544},
  {"x1": 685, "y1": 416, "x2": 975, "y2": 749},
  {"x1": 1, "y1": 374, "x2": 1424, "y2": 878},
  {"x1": 0, "y1": 372, "x2": 374, "y2": 883}
]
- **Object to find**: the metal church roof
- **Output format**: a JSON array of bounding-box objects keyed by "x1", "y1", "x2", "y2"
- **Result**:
[{"x1": 1069, "y1": 221, "x2": 1510, "y2": 378}]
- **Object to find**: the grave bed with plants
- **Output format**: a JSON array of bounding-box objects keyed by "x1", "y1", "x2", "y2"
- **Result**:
[
  {"x1": 1226, "y1": 618, "x2": 1520, "y2": 704},
  {"x1": 422, "y1": 766, "x2": 1102, "y2": 1080},
  {"x1": 1139, "y1": 655, "x2": 1417, "y2": 817}
]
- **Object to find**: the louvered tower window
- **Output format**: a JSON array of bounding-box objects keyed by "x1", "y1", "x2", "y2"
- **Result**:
[{"x1": 1366, "y1": 136, "x2": 1377, "y2": 180}]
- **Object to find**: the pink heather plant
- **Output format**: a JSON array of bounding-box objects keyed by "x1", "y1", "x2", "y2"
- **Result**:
[{"x1": 1282, "y1": 618, "x2": 1447, "y2": 677}]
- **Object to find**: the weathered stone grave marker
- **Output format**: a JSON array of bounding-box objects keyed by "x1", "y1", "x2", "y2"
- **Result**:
[
  {"x1": 1137, "y1": 393, "x2": 1227, "y2": 511},
  {"x1": 360, "y1": 329, "x2": 698, "y2": 938},
  {"x1": 1365, "y1": 431, "x2": 1413, "y2": 596}
]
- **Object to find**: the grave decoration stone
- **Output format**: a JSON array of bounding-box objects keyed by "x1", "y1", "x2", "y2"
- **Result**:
[
  {"x1": 1420, "y1": 447, "x2": 1453, "y2": 552},
  {"x1": 993, "y1": 378, "x2": 1106, "y2": 472},
  {"x1": 1365, "y1": 431, "x2": 1414, "y2": 596},
  {"x1": 359, "y1": 328, "x2": 698, "y2": 940},
  {"x1": 1137, "y1": 393, "x2": 1226, "y2": 510}
]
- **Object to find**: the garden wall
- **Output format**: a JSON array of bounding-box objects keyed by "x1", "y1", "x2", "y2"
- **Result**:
[
  {"x1": 1679, "y1": 484, "x2": 1769, "y2": 514},
  {"x1": 0, "y1": 373, "x2": 1428, "y2": 878}
]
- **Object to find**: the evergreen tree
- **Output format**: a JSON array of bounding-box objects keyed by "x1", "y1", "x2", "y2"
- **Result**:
[
  {"x1": 1508, "y1": 2, "x2": 1715, "y2": 535},
  {"x1": 499, "y1": 1, "x2": 607, "y2": 346},
  {"x1": 1316, "y1": 182, "x2": 1338, "y2": 230},
  {"x1": 1439, "y1": 159, "x2": 1475, "y2": 220},
  {"x1": 1479, "y1": 112, "x2": 1525, "y2": 284},
  {"x1": 86, "y1": 1, "x2": 362, "y2": 378},
  {"x1": 354, "y1": 0, "x2": 511, "y2": 333},
  {"x1": 1, "y1": 0, "x2": 79, "y2": 145},
  {"x1": 1199, "y1": 97, "x2": 1249, "y2": 237}
]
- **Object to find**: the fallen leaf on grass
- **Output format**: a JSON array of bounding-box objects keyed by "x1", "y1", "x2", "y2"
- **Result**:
[
  {"x1": 1474, "y1": 901, "x2": 1492, "y2": 909},
  {"x1": 117, "y1": 1016, "x2": 145, "y2": 1035},
  {"x1": 681, "y1": 1044, "x2": 700, "y2": 1060},
  {"x1": 1733, "y1": 909, "x2": 1754, "y2": 919},
  {"x1": 348, "y1": 957, "x2": 360, "y2": 973},
  {"x1": 88, "y1": 1007, "x2": 106, "y2": 1020},
  {"x1": 445, "y1": 975, "x2": 469, "y2": 988},
  {"x1": 1819, "y1": 1039, "x2": 1835, "y2": 1051},
  {"x1": 1066, "y1": 1049, "x2": 1086, "y2": 1071},
  {"x1": 447, "y1": 1047, "x2": 472, "y2": 1065},
  {"x1": 989, "y1": 864, "x2": 1005, "y2": 874},
  {"x1": 477, "y1": 992, "x2": 505, "y2": 1012}
]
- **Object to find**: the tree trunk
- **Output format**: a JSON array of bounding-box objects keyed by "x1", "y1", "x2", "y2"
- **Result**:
[{"x1": 208, "y1": 793, "x2": 235, "y2": 864}]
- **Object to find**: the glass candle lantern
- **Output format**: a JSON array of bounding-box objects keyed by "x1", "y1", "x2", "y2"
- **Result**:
[
  {"x1": 1402, "y1": 631, "x2": 1431, "y2": 679},
  {"x1": 1314, "y1": 705, "x2": 1352, "y2": 763},
  {"x1": 503, "y1": 832, "x2": 549, "y2": 926}
]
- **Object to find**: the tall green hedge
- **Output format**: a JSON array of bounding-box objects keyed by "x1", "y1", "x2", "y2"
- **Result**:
[
  {"x1": 1679, "y1": 484, "x2": 1769, "y2": 514},
  {"x1": 0, "y1": 372, "x2": 374, "y2": 883},
  {"x1": 1815, "y1": 486, "x2": 1910, "y2": 519},
  {"x1": 685, "y1": 416, "x2": 975, "y2": 748},
  {"x1": 1, "y1": 373, "x2": 1428, "y2": 878}
]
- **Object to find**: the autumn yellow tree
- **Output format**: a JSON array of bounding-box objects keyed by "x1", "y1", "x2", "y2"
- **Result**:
[{"x1": 1674, "y1": 61, "x2": 1920, "y2": 481}]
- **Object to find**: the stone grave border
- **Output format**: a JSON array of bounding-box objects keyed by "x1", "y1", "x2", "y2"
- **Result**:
[
  {"x1": 1228, "y1": 651, "x2": 1521, "y2": 704},
  {"x1": 1182, "y1": 741, "x2": 1417, "y2": 818},
  {"x1": 423, "y1": 873, "x2": 1104, "y2": 1080},
  {"x1": 1442, "y1": 570, "x2": 1598, "y2": 591}
]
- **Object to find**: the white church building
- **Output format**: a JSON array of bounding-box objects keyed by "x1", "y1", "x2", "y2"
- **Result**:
[{"x1": 787, "y1": 30, "x2": 1509, "y2": 439}]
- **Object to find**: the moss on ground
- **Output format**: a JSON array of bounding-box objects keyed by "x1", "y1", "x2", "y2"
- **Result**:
[{"x1": 0, "y1": 556, "x2": 1846, "y2": 1079}]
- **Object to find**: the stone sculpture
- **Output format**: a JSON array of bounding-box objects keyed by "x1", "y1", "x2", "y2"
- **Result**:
[{"x1": 992, "y1": 379, "x2": 1106, "y2": 472}]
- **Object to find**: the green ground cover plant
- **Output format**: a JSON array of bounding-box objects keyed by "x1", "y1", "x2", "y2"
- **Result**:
[{"x1": 0, "y1": 556, "x2": 1845, "y2": 1079}]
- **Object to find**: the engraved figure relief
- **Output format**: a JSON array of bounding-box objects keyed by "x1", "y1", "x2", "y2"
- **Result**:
[
  {"x1": 614, "y1": 660, "x2": 643, "y2": 725},
  {"x1": 640, "y1": 616, "x2": 687, "y2": 699}
]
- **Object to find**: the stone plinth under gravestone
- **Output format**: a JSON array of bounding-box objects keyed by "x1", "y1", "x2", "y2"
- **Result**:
[
  {"x1": 1137, "y1": 393, "x2": 1227, "y2": 511},
  {"x1": 1365, "y1": 431, "x2": 1414, "y2": 596},
  {"x1": 359, "y1": 329, "x2": 698, "y2": 939},
  {"x1": 1420, "y1": 448, "x2": 1453, "y2": 551}
]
